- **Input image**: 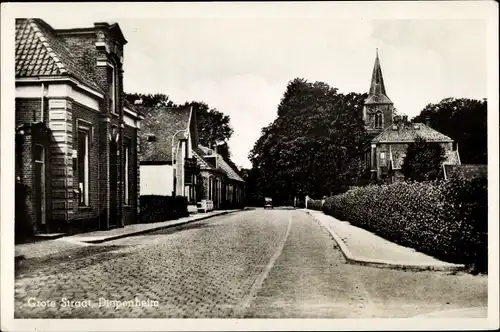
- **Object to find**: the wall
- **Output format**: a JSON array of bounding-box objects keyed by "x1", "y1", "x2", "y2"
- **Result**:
[
  {"x1": 175, "y1": 140, "x2": 186, "y2": 196},
  {"x1": 123, "y1": 124, "x2": 139, "y2": 225},
  {"x1": 15, "y1": 99, "x2": 42, "y2": 234},
  {"x1": 72, "y1": 102, "x2": 100, "y2": 229},
  {"x1": 140, "y1": 164, "x2": 173, "y2": 196}
]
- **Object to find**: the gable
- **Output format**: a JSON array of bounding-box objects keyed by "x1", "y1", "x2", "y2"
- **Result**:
[
  {"x1": 15, "y1": 19, "x2": 102, "y2": 93},
  {"x1": 195, "y1": 145, "x2": 244, "y2": 182},
  {"x1": 139, "y1": 107, "x2": 191, "y2": 162}
]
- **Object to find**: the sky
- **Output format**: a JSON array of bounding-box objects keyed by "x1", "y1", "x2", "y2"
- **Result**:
[{"x1": 9, "y1": 3, "x2": 490, "y2": 169}]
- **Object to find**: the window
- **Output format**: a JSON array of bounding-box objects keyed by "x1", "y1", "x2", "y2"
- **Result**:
[
  {"x1": 375, "y1": 112, "x2": 383, "y2": 128},
  {"x1": 380, "y1": 152, "x2": 387, "y2": 167},
  {"x1": 109, "y1": 64, "x2": 116, "y2": 114},
  {"x1": 124, "y1": 138, "x2": 131, "y2": 205},
  {"x1": 77, "y1": 128, "x2": 90, "y2": 206}
]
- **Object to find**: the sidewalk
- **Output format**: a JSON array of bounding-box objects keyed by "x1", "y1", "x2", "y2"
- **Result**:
[
  {"x1": 304, "y1": 209, "x2": 465, "y2": 272},
  {"x1": 15, "y1": 209, "x2": 243, "y2": 260}
]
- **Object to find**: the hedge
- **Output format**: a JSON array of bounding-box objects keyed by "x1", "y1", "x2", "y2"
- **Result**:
[
  {"x1": 307, "y1": 199, "x2": 323, "y2": 211},
  {"x1": 322, "y1": 177, "x2": 487, "y2": 273},
  {"x1": 139, "y1": 195, "x2": 189, "y2": 223}
]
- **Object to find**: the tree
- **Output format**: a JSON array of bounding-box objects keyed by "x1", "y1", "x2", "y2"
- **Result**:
[
  {"x1": 125, "y1": 92, "x2": 176, "y2": 107},
  {"x1": 248, "y1": 78, "x2": 369, "y2": 202},
  {"x1": 402, "y1": 136, "x2": 446, "y2": 182},
  {"x1": 181, "y1": 101, "x2": 233, "y2": 149},
  {"x1": 413, "y1": 98, "x2": 487, "y2": 164}
]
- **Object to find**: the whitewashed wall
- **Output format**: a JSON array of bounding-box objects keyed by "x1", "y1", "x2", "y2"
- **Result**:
[{"x1": 140, "y1": 164, "x2": 173, "y2": 196}]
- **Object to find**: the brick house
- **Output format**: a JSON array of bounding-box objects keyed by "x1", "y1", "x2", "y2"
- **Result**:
[
  {"x1": 361, "y1": 50, "x2": 461, "y2": 183},
  {"x1": 138, "y1": 106, "x2": 200, "y2": 204},
  {"x1": 193, "y1": 145, "x2": 245, "y2": 209},
  {"x1": 15, "y1": 18, "x2": 143, "y2": 236}
]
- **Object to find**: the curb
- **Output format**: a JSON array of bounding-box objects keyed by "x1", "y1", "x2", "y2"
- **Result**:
[
  {"x1": 79, "y1": 209, "x2": 245, "y2": 244},
  {"x1": 304, "y1": 210, "x2": 466, "y2": 272}
]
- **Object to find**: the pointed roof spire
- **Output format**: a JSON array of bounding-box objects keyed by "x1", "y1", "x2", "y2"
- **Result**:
[{"x1": 366, "y1": 49, "x2": 392, "y2": 105}]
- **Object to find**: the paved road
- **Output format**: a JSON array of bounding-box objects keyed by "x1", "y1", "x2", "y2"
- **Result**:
[{"x1": 14, "y1": 208, "x2": 487, "y2": 318}]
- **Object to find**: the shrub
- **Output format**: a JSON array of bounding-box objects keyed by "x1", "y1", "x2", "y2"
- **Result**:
[
  {"x1": 402, "y1": 136, "x2": 446, "y2": 181},
  {"x1": 307, "y1": 199, "x2": 323, "y2": 211},
  {"x1": 296, "y1": 199, "x2": 305, "y2": 208},
  {"x1": 322, "y1": 177, "x2": 487, "y2": 273},
  {"x1": 139, "y1": 195, "x2": 189, "y2": 223}
]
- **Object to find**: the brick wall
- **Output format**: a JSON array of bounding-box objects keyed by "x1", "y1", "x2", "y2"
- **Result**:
[
  {"x1": 123, "y1": 124, "x2": 139, "y2": 225},
  {"x1": 15, "y1": 97, "x2": 55, "y2": 233},
  {"x1": 16, "y1": 98, "x2": 38, "y2": 234},
  {"x1": 16, "y1": 98, "x2": 42, "y2": 124},
  {"x1": 72, "y1": 102, "x2": 101, "y2": 230},
  {"x1": 60, "y1": 34, "x2": 98, "y2": 83}
]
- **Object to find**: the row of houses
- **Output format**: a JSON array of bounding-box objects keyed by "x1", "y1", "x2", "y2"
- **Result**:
[
  {"x1": 137, "y1": 105, "x2": 245, "y2": 209},
  {"x1": 14, "y1": 19, "x2": 244, "y2": 238}
]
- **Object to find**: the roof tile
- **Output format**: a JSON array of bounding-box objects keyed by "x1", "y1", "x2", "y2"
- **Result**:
[
  {"x1": 15, "y1": 18, "x2": 102, "y2": 93},
  {"x1": 373, "y1": 123, "x2": 453, "y2": 143},
  {"x1": 138, "y1": 107, "x2": 192, "y2": 162}
]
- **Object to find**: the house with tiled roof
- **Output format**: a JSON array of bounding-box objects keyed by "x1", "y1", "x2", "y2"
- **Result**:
[
  {"x1": 193, "y1": 145, "x2": 245, "y2": 209},
  {"x1": 15, "y1": 18, "x2": 143, "y2": 238},
  {"x1": 361, "y1": 50, "x2": 461, "y2": 183},
  {"x1": 138, "y1": 106, "x2": 201, "y2": 205}
]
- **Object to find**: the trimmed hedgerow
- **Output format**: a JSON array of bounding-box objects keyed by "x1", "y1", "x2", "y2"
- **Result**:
[
  {"x1": 322, "y1": 177, "x2": 487, "y2": 273},
  {"x1": 139, "y1": 195, "x2": 189, "y2": 223},
  {"x1": 307, "y1": 199, "x2": 323, "y2": 211}
]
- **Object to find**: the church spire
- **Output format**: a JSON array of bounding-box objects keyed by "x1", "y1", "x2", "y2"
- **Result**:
[
  {"x1": 363, "y1": 49, "x2": 394, "y2": 134},
  {"x1": 366, "y1": 49, "x2": 392, "y2": 104}
]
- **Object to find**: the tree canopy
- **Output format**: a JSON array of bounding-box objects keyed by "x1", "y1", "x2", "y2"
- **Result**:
[
  {"x1": 402, "y1": 136, "x2": 446, "y2": 182},
  {"x1": 413, "y1": 97, "x2": 487, "y2": 164},
  {"x1": 248, "y1": 78, "x2": 369, "y2": 203}
]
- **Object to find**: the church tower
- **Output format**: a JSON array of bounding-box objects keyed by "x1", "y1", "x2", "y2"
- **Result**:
[{"x1": 363, "y1": 49, "x2": 394, "y2": 136}]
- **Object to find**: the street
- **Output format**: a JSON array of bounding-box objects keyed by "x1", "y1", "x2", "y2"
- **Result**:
[{"x1": 15, "y1": 208, "x2": 487, "y2": 318}]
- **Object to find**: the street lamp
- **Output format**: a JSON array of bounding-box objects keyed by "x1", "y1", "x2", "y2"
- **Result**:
[{"x1": 171, "y1": 129, "x2": 188, "y2": 196}]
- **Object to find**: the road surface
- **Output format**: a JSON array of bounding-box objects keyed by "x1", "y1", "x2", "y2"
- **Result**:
[{"x1": 15, "y1": 208, "x2": 487, "y2": 318}]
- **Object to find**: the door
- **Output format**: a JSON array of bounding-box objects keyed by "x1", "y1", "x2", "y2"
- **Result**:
[
  {"x1": 109, "y1": 139, "x2": 118, "y2": 227},
  {"x1": 34, "y1": 145, "x2": 46, "y2": 232}
]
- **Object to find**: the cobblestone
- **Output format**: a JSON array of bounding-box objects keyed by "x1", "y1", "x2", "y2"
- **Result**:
[{"x1": 14, "y1": 209, "x2": 487, "y2": 318}]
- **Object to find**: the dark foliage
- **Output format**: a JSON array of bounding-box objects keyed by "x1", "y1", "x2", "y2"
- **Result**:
[
  {"x1": 139, "y1": 195, "x2": 189, "y2": 223},
  {"x1": 413, "y1": 97, "x2": 487, "y2": 164},
  {"x1": 322, "y1": 178, "x2": 488, "y2": 273},
  {"x1": 402, "y1": 136, "x2": 446, "y2": 181}
]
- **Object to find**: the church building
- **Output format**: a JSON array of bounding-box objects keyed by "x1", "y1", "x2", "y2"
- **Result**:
[{"x1": 362, "y1": 50, "x2": 461, "y2": 183}]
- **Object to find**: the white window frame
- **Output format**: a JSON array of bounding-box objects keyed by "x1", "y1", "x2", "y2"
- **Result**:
[
  {"x1": 77, "y1": 125, "x2": 90, "y2": 206},
  {"x1": 109, "y1": 63, "x2": 117, "y2": 115},
  {"x1": 380, "y1": 152, "x2": 387, "y2": 167}
]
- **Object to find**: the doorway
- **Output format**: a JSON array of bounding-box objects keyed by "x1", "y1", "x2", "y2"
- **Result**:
[{"x1": 109, "y1": 139, "x2": 119, "y2": 227}]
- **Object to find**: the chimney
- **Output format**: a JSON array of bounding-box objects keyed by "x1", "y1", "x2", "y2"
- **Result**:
[{"x1": 402, "y1": 115, "x2": 408, "y2": 123}]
